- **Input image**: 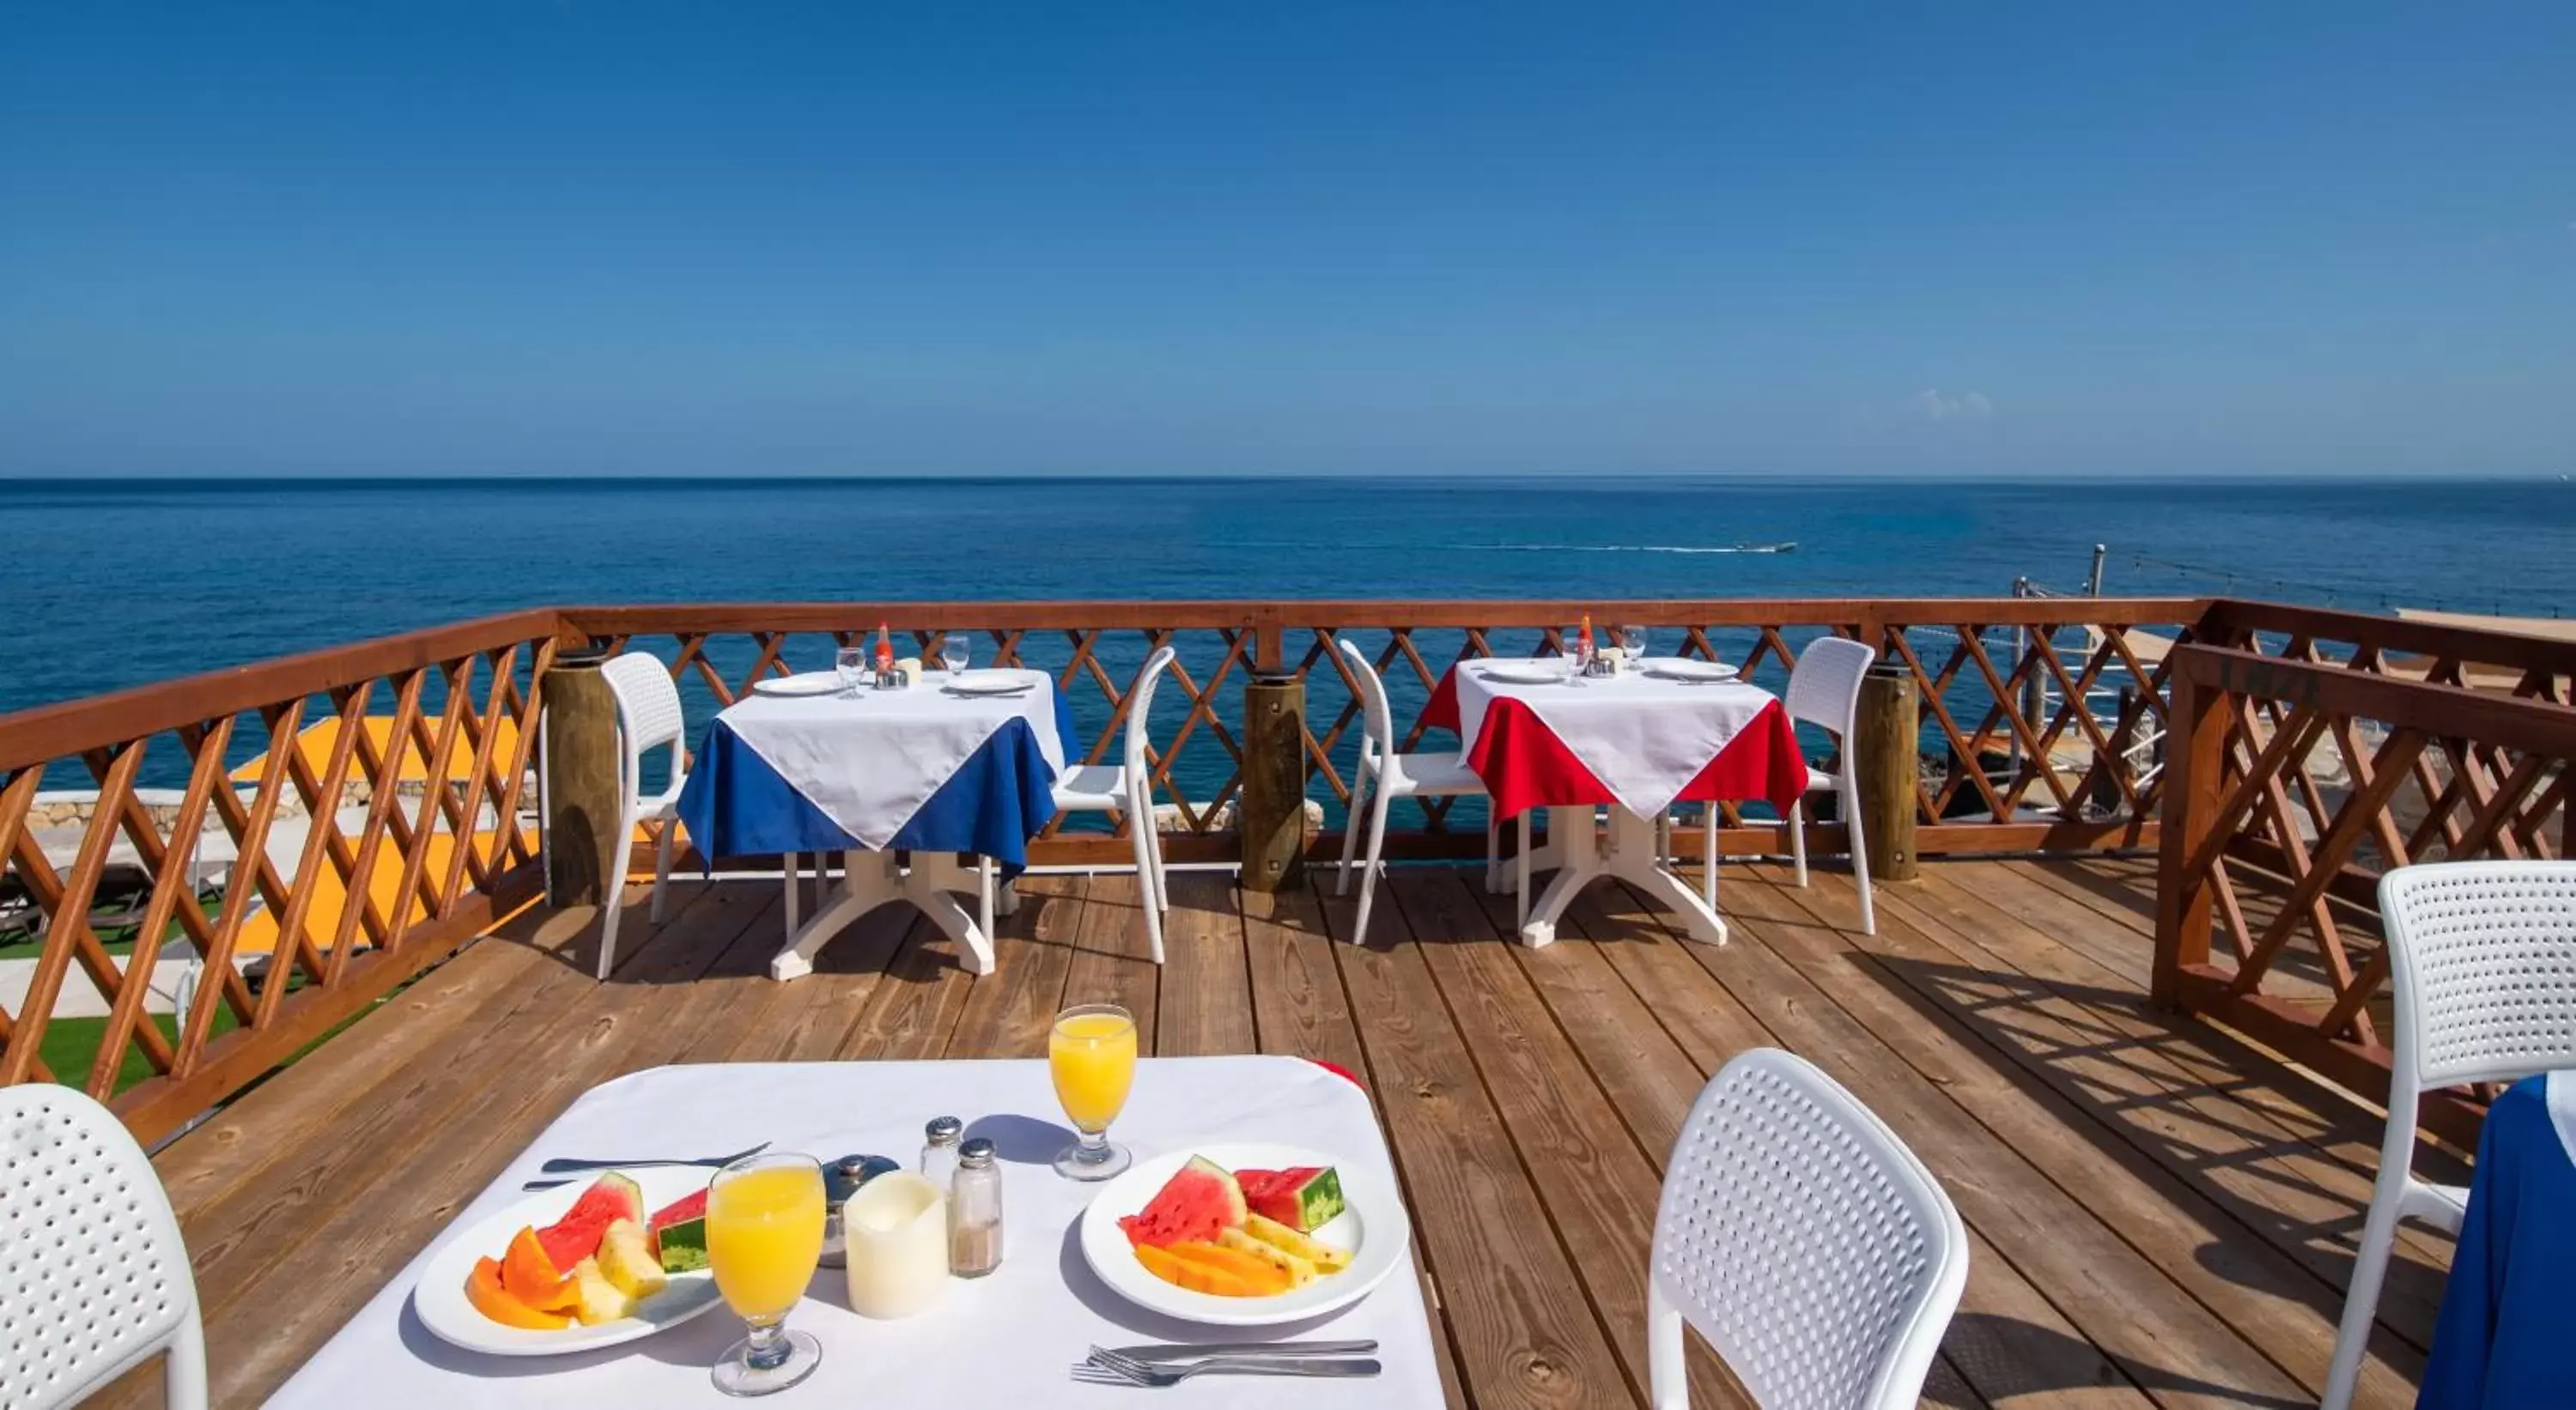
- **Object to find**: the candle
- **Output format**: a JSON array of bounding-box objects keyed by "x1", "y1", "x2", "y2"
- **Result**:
[{"x1": 841, "y1": 1172, "x2": 948, "y2": 1319}]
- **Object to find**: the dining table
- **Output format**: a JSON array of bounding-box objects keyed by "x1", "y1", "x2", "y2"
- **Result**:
[
  {"x1": 1422, "y1": 656, "x2": 1809, "y2": 946},
  {"x1": 272, "y1": 1055, "x2": 1445, "y2": 1407},
  {"x1": 676, "y1": 668, "x2": 1078, "y2": 977}
]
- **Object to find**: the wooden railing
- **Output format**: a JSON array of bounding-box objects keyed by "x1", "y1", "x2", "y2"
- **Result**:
[
  {"x1": 22, "y1": 592, "x2": 2564, "y2": 1143},
  {"x1": 0, "y1": 611, "x2": 559, "y2": 1144},
  {"x1": 2152, "y1": 603, "x2": 2576, "y2": 1145},
  {"x1": 560, "y1": 598, "x2": 2207, "y2": 866}
]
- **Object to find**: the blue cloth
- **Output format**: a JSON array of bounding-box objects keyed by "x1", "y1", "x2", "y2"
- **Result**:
[
  {"x1": 675, "y1": 688, "x2": 1078, "y2": 873},
  {"x1": 2419, "y1": 1076, "x2": 2576, "y2": 1410}
]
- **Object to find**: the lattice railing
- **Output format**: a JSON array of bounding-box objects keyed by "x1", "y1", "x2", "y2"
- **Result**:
[
  {"x1": 2153, "y1": 625, "x2": 2576, "y2": 1145},
  {"x1": 0, "y1": 611, "x2": 558, "y2": 1143},
  {"x1": 560, "y1": 599, "x2": 2207, "y2": 865}
]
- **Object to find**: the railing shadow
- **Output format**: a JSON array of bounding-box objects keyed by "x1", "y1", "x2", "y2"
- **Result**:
[{"x1": 1942, "y1": 1313, "x2": 2314, "y2": 1409}]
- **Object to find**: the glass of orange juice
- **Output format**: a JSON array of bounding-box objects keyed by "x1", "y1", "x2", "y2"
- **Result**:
[
  {"x1": 1050, "y1": 1002, "x2": 1138, "y2": 1180},
  {"x1": 706, "y1": 1151, "x2": 827, "y2": 1396}
]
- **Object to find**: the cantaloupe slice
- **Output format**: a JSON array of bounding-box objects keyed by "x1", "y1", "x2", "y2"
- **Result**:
[
  {"x1": 1164, "y1": 1241, "x2": 1295, "y2": 1295},
  {"x1": 1242, "y1": 1212, "x2": 1352, "y2": 1273},
  {"x1": 467, "y1": 1255, "x2": 573, "y2": 1330},
  {"x1": 501, "y1": 1225, "x2": 580, "y2": 1313},
  {"x1": 1134, "y1": 1243, "x2": 1269, "y2": 1298}
]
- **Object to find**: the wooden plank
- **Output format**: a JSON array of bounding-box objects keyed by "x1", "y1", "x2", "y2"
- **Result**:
[
  {"x1": 944, "y1": 874, "x2": 1083, "y2": 1060},
  {"x1": 1725, "y1": 868, "x2": 2422, "y2": 1407},
  {"x1": 836, "y1": 915, "x2": 981, "y2": 1061},
  {"x1": 1241, "y1": 884, "x2": 1369, "y2": 1075},
  {"x1": 1058, "y1": 872, "x2": 1161, "y2": 1053},
  {"x1": 1149, "y1": 872, "x2": 1257, "y2": 1056},
  {"x1": 1624, "y1": 873, "x2": 2321, "y2": 1407},
  {"x1": 723, "y1": 905, "x2": 918, "y2": 1063},
  {"x1": 1315, "y1": 875, "x2": 1640, "y2": 1410},
  {"x1": 1400, "y1": 871, "x2": 1750, "y2": 1410}
]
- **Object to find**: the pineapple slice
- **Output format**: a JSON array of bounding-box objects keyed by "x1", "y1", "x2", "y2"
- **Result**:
[
  {"x1": 567, "y1": 1256, "x2": 635, "y2": 1326},
  {"x1": 1242, "y1": 1212, "x2": 1352, "y2": 1273},
  {"x1": 595, "y1": 1219, "x2": 669, "y2": 1301},
  {"x1": 1218, "y1": 1227, "x2": 1317, "y2": 1286}
]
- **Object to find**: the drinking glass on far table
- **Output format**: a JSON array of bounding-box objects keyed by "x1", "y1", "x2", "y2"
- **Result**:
[
  {"x1": 1619, "y1": 624, "x2": 1647, "y2": 670},
  {"x1": 1562, "y1": 624, "x2": 1594, "y2": 684},
  {"x1": 943, "y1": 630, "x2": 972, "y2": 676},
  {"x1": 707, "y1": 1152, "x2": 828, "y2": 1397},
  {"x1": 1050, "y1": 1003, "x2": 1137, "y2": 1180},
  {"x1": 835, "y1": 646, "x2": 866, "y2": 699}
]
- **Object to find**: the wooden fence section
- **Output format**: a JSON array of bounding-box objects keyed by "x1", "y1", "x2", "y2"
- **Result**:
[
  {"x1": 0, "y1": 611, "x2": 559, "y2": 1144},
  {"x1": 2153, "y1": 635, "x2": 2576, "y2": 1145},
  {"x1": 562, "y1": 598, "x2": 2208, "y2": 866}
]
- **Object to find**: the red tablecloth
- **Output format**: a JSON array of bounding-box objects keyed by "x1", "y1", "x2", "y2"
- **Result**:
[{"x1": 1421, "y1": 666, "x2": 1809, "y2": 822}]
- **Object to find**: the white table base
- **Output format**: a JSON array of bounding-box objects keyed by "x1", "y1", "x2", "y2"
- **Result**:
[
  {"x1": 1501, "y1": 807, "x2": 1727, "y2": 949},
  {"x1": 772, "y1": 850, "x2": 999, "y2": 979}
]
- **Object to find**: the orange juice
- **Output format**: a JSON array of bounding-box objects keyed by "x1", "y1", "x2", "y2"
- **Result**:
[
  {"x1": 1049, "y1": 1010, "x2": 1138, "y2": 1133},
  {"x1": 708, "y1": 1163, "x2": 827, "y2": 1321}
]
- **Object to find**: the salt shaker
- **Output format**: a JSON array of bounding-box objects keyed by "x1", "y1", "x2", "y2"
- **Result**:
[
  {"x1": 920, "y1": 1115, "x2": 963, "y2": 1191},
  {"x1": 948, "y1": 1136, "x2": 1004, "y2": 1278}
]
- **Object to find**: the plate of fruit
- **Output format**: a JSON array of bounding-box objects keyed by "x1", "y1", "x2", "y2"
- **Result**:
[
  {"x1": 411, "y1": 1170, "x2": 727, "y2": 1355},
  {"x1": 1079, "y1": 1144, "x2": 1411, "y2": 1327}
]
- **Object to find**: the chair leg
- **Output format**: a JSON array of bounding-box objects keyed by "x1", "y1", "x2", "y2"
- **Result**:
[
  {"x1": 1516, "y1": 810, "x2": 1532, "y2": 930},
  {"x1": 1484, "y1": 811, "x2": 1500, "y2": 893},
  {"x1": 1842, "y1": 775, "x2": 1874, "y2": 934},
  {"x1": 1139, "y1": 787, "x2": 1170, "y2": 915},
  {"x1": 1701, "y1": 804, "x2": 1717, "y2": 910},
  {"x1": 1127, "y1": 805, "x2": 1166, "y2": 964},
  {"x1": 165, "y1": 1311, "x2": 210, "y2": 1410},
  {"x1": 1788, "y1": 799, "x2": 1808, "y2": 887},
  {"x1": 649, "y1": 820, "x2": 676, "y2": 922},
  {"x1": 1337, "y1": 775, "x2": 1370, "y2": 896},
  {"x1": 1351, "y1": 787, "x2": 1394, "y2": 946},
  {"x1": 2322, "y1": 1181, "x2": 2409, "y2": 1410},
  {"x1": 599, "y1": 810, "x2": 638, "y2": 981},
  {"x1": 1646, "y1": 1281, "x2": 1686, "y2": 1410},
  {"x1": 784, "y1": 851, "x2": 801, "y2": 935}
]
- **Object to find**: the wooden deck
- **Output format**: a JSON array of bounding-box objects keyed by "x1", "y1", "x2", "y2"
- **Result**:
[{"x1": 123, "y1": 856, "x2": 2451, "y2": 1408}]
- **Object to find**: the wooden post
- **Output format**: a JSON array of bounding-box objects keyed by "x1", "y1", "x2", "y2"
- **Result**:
[
  {"x1": 2152, "y1": 664, "x2": 2227, "y2": 1007},
  {"x1": 1240, "y1": 668, "x2": 1308, "y2": 893},
  {"x1": 1854, "y1": 663, "x2": 1919, "y2": 882},
  {"x1": 541, "y1": 644, "x2": 622, "y2": 909}
]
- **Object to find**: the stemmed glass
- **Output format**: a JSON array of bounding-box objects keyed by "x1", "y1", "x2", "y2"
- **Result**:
[
  {"x1": 943, "y1": 631, "x2": 973, "y2": 677},
  {"x1": 834, "y1": 646, "x2": 866, "y2": 699},
  {"x1": 1562, "y1": 624, "x2": 1594, "y2": 685},
  {"x1": 1049, "y1": 1003, "x2": 1137, "y2": 1180},
  {"x1": 1619, "y1": 624, "x2": 1647, "y2": 670},
  {"x1": 706, "y1": 1152, "x2": 828, "y2": 1397}
]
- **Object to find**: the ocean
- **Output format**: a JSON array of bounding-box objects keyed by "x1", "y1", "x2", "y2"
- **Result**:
[{"x1": 5, "y1": 475, "x2": 2572, "y2": 795}]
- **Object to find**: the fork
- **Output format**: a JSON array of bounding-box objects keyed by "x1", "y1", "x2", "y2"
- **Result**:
[
  {"x1": 538, "y1": 1140, "x2": 770, "y2": 1175},
  {"x1": 1077, "y1": 1347, "x2": 1382, "y2": 1387}
]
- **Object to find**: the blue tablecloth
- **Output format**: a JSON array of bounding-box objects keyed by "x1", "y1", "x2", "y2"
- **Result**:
[
  {"x1": 675, "y1": 687, "x2": 1079, "y2": 874},
  {"x1": 2420, "y1": 1074, "x2": 2576, "y2": 1409}
]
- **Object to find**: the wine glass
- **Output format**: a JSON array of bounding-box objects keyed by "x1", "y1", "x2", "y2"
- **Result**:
[
  {"x1": 706, "y1": 1152, "x2": 827, "y2": 1397},
  {"x1": 943, "y1": 631, "x2": 972, "y2": 677},
  {"x1": 834, "y1": 646, "x2": 866, "y2": 698},
  {"x1": 1561, "y1": 624, "x2": 1593, "y2": 684},
  {"x1": 1619, "y1": 624, "x2": 1648, "y2": 670},
  {"x1": 1049, "y1": 1003, "x2": 1137, "y2": 1180}
]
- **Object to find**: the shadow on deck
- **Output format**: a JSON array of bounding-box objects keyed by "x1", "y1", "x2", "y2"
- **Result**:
[{"x1": 123, "y1": 856, "x2": 2444, "y2": 1407}]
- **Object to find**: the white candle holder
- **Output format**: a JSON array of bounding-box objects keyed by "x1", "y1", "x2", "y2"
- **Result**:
[{"x1": 841, "y1": 1172, "x2": 948, "y2": 1319}]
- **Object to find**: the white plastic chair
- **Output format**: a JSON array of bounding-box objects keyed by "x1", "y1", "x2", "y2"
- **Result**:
[
  {"x1": 2319, "y1": 860, "x2": 2576, "y2": 1410},
  {"x1": 1650, "y1": 1048, "x2": 1967, "y2": 1410},
  {"x1": 597, "y1": 652, "x2": 689, "y2": 980},
  {"x1": 1333, "y1": 640, "x2": 1511, "y2": 947},
  {"x1": 983, "y1": 646, "x2": 1177, "y2": 963},
  {"x1": 1784, "y1": 635, "x2": 1879, "y2": 935},
  {"x1": 0, "y1": 1085, "x2": 209, "y2": 1410}
]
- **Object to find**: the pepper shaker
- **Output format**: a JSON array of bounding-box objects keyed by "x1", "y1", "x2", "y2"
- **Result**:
[{"x1": 947, "y1": 1136, "x2": 1004, "y2": 1278}]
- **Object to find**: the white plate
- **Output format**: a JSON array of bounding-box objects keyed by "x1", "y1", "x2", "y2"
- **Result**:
[
  {"x1": 1474, "y1": 661, "x2": 1571, "y2": 686},
  {"x1": 945, "y1": 669, "x2": 1037, "y2": 696},
  {"x1": 1078, "y1": 1143, "x2": 1412, "y2": 1328},
  {"x1": 410, "y1": 1167, "x2": 725, "y2": 1357},
  {"x1": 751, "y1": 672, "x2": 848, "y2": 698},
  {"x1": 1643, "y1": 659, "x2": 1739, "y2": 682}
]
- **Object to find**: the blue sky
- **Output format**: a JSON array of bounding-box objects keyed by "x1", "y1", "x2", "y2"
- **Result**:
[{"x1": 2, "y1": 3, "x2": 2569, "y2": 478}]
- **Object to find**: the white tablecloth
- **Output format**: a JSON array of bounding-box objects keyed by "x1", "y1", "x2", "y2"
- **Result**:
[
  {"x1": 275, "y1": 1056, "x2": 1444, "y2": 1407},
  {"x1": 718, "y1": 671, "x2": 1067, "y2": 849},
  {"x1": 1456, "y1": 659, "x2": 1783, "y2": 818}
]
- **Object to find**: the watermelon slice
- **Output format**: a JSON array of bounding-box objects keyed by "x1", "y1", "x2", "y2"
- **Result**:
[
  {"x1": 1116, "y1": 1155, "x2": 1247, "y2": 1249},
  {"x1": 1235, "y1": 1166, "x2": 1344, "y2": 1232},
  {"x1": 536, "y1": 1173, "x2": 645, "y2": 1271},
  {"x1": 647, "y1": 1187, "x2": 711, "y2": 1273}
]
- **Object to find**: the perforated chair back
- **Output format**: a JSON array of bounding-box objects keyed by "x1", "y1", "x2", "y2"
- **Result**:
[
  {"x1": 2383, "y1": 861, "x2": 2576, "y2": 1091},
  {"x1": 1649, "y1": 1048, "x2": 1965, "y2": 1410},
  {"x1": 0, "y1": 1085, "x2": 208, "y2": 1409},
  {"x1": 600, "y1": 652, "x2": 686, "y2": 798},
  {"x1": 1785, "y1": 636, "x2": 1876, "y2": 743},
  {"x1": 1124, "y1": 647, "x2": 1179, "y2": 779},
  {"x1": 1335, "y1": 640, "x2": 1395, "y2": 769}
]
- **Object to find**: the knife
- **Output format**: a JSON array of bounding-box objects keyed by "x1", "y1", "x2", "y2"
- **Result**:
[{"x1": 1103, "y1": 1339, "x2": 1377, "y2": 1362}]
